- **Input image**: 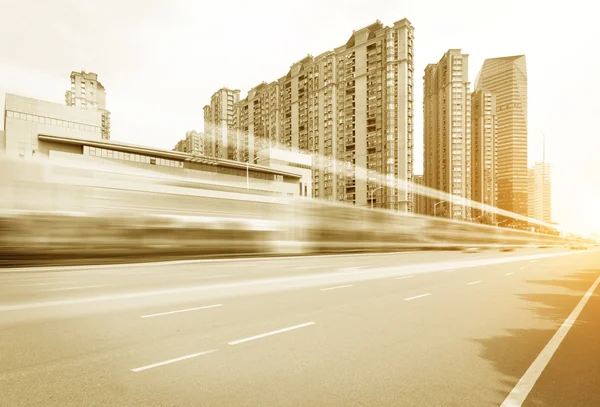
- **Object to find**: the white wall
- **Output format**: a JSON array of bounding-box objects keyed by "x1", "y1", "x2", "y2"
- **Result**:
[
  {"x1": 4, "y1": 94, "x2": 102, "y2": 157},
  {"x1": 257, "y1": 148, "x2": 312, "y2": 197}
]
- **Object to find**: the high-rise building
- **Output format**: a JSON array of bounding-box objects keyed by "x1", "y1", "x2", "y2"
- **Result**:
[
  {"x1": 220, "y1": 19, "x2": 415, "y2": 210},
  {"x1": 423, "y1": 49, "x2": 471, "y2": 220},
  {"x1": 65, "y1": 71, "x2": 111, "y2": 140},
  {"x1": 173, "y1": 130, "x2": 205, "y2": 155},
  {"x1": 412, "y1": 174, "x2": 426, "y2": 215},
  {"x1": 528, "y1": 161, "x2": 551, "y2": 223},
  {"x1": 475, "y1": 55, "x2": 527, "y2": 220},
  {"x1": 203, "y1": 88, "x2": 241, "y2": 160},
  {"x1": 232, "y1": 82, "x2": 280, "y2": 164},
  {"x1": 471, "y1": 90, "x2": 497, "y2": 222}
]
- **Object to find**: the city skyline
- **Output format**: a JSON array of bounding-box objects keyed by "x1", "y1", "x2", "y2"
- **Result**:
[{"x1": 0, "y1": 0, "x2": 597, "y2": 234}]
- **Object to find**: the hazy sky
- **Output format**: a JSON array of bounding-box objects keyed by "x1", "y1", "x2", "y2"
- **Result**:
[{"x1": 1, "y1": 0, "x2": 598, "y2": 235}]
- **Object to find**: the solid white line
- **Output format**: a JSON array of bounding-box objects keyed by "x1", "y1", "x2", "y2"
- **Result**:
[
  {"x1": 396, "y1": 275, "x2": 414, "y2": 280},
  {"x1": 320, "y1": 284, "x2": 354, "y2": 291},
  {"x1": 404, "y1": 293, "x2": 431, "y2": 301},
  {"x1": 505, "y1": 272, "x2": 515, "y2": 276},
  {"x1": 500, "y1": 276, "x2": 600, "y2": 407},
  {"x1": 446, "y1": 269, "x2": 457, "y2": 272},
  {"x1": 38, "y1": 285, "x2": 109, "y2": 292},
  {"x1": 1, "y1": 251, "x2": 582, "y2": 312},
  {"x1": 0, "y1": 251, "x2": 419, "y2": 273},
  {"x1": 12, "y1": 281, "x2": 75, "y2": 287},
  {"x1": 467, "y1": 280, "x2": 482, "y2": 286},
  {"x1": 140, "y1": 304, "x2": 223, "y2": 318},
  {"x1": 131, "y1": 350, "x2": 216, "y2": 372},
  {"x1": 228, "y1": 322, "x2": 315, "y2": 345}
]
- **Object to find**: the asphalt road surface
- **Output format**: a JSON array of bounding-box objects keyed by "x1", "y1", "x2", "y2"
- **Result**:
[{"x1": 1, "y1": 248, "x2": 599, "y2": 406}]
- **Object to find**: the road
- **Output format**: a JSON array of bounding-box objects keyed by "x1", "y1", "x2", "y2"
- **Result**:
[{"x1": 1, "y1": 248, "x2": 599, "y2": 406}]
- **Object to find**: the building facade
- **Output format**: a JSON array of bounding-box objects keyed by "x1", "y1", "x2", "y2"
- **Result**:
[
  {"x1": 31, "y1": 134, "x2": 303, "y2": 198},
  {"x1": 203, "y1": 88, "x2": 241, "y2": 160},
  {"x1": 471, "y1": 90, "x2": 497, "y2": 222},
  {"x1": 65, "y1": 71, "x2": 111, "y2": 140},
  {"x1": 214, "y1": 19, "x2": 414, "y2": 210},
  {"x1": 423, "y1": 49, "x2": 471, "y2": 220},
  {"x1": 528, "y1": 161, "x2": 551, "y2": 223},
  {"x1": 475, "y1": 55, "x2": 528, "y2": 220},
  {"x1": 412, "y1": 174, "x2": 426, "y2": 215},
  {"x1": 173, "y1": 130, "x2": 205, "y2": 155},
  {"x1": 257, "y1": 148, "x2": 312, "y2": 198},
  {"x1": 3, "y1": 93, "x2": 102, "y2": 157}
]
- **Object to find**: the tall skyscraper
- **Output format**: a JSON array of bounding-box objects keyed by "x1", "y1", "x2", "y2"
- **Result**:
[
  {"x1": 173, "y1": 130, "x2": 205, "y2": 155},
  {"x1": 211, "y1": 19, "x2": 414, "y2": 210},
  {"x1": 475, "y1": 55, "x2": 527, "y2": 220},
  {"x1": 203, "y1": 88, "x2": 241, "y2": 160},
  {"x1": 528, "y1": 161, "x2": 551, "y2": 223},
  {"x1": 65, "y1": 71, "x2": 111, "y2": 140},
  {"x1": 423, "y1": 49, "x2": 471, "y2": 220},
  {"x1": 471, "y1": 90, "x2": 497, "y2": 221}
]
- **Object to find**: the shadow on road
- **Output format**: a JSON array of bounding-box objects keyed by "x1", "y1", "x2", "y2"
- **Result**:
[{"x1": 472, "y1": 269, "x2": 600, "y2": 406}]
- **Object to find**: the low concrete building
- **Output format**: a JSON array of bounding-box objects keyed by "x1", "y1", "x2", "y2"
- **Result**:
[
  {"x1": 257, "y1": 148, "x2": 312, "y2": 198},
  {"x1": 3, "y1": 93, "x2": 102, "y2": 158},
  {"x1": 35, "y1": 134, "x2": 302, "y2": 197}
]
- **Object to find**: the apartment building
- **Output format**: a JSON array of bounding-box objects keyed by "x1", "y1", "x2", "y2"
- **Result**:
[
  {"x1": 65, "y1": 71, "x2": 111, "y2": 140},
  {"x1": 475, "y1": 55, "x2": 528, "y2": 219},
  {"x1": 203, "y1": 88, "x2": 241, "y2": 160},
  {"x1": 232, "y1": 81, "x2": 280, "y2": 164},
  {"x1": 218, "y1": 19, "x2": 414, "y2": 210},
  {"x1": 173, "y1": 130, "x2": 205, "y2": 155},
  {"x1": 423, "y1": 49, "x2": 471, "y2": 220},
  {"x1": 471, "y1": 90, "x2": 497, "y2": 221}
]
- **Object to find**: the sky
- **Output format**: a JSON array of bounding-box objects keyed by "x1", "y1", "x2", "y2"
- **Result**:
[{"x1": 1, "y1": 0, "x2": 599, "y2": 235}]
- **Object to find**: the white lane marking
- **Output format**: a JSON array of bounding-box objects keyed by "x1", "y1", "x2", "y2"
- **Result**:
[
  {"x1": 1, "y1": 251, "x2": 582, "y2": 312},
  {"x1": 320, "y1": 284, "x2": 354, "y2": 291},
  {"x1": 446, "y1": 269, "x2": 457, "y2": 272},
  {"x1": 194, "y1": 274, "x2": 231, "y2": 280},
  {"x1": 467, "y1": 280, "x2": 482, "y2": 286},
  {"x1": 396, "y1": 275, "x2": 414, "y2": 280},
  {"x1": 228, "y1": 322, "x2": 316, "y2": 345},
  {"x1": 131, "y1": 350, "x2": 216, "y2": 372},
  {"x1": 38, "y1": 285, "x2": 109, "y2": 292},
  {"x1": 505, "y1": 272, "x2": 515, "y2": 276},
  {"x1": 140, "y1": 304, "x2": 223, "y2": 318},
  {"x1": 296, "y1": 265, "x2": 324, "y2": 270},
  {"x1": 500, "y1": 276, "x2": 600, "y2": 407},
  {"x1": 404, "y1": 293, "x2": 431, "y2": 301}
]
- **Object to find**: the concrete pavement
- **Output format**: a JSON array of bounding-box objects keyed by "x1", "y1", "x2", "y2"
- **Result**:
[{"x1": 1, "y1": 248, "x2": 599, "y2": 406}]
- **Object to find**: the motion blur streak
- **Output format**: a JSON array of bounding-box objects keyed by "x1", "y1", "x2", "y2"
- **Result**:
[{"x1": 0, "y1": 157, "x2": 581, "y2": 268}]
